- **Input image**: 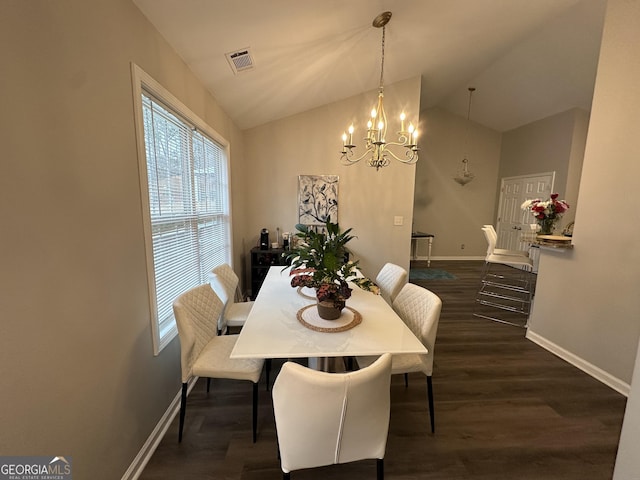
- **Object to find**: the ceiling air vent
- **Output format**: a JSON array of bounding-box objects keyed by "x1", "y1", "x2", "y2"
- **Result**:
[{"x1": 225, "y1": 48, "x2": 255, "y2": 74}]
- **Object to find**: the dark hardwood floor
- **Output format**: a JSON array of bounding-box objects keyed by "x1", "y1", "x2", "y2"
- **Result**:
[{"x1": 140, "y1": 260, "x2": 625, "y2": 480}]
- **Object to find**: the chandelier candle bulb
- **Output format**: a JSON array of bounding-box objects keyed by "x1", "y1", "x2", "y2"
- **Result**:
[{"x1": 400, "y1": 112, "x2": 406, "y2": 132}]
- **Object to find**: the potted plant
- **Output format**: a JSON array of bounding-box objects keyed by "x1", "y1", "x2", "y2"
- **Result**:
[{"x1": 284, "y1": 219, "x2": 379, "y2": 320}]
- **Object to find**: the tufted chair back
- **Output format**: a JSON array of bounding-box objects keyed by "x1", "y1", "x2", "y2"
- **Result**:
[
  {"x1": 392, "y1": 283, "x2": 442, "y2": 376},
  {"x1": 375, "y1": 262, "x2": 408, "y2": 305},
  {"x1": 173, "y1": 284, "x2": 223, "y2": 383}
]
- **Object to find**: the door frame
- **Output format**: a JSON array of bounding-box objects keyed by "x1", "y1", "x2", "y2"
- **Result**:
[{"x1": 496, "y1": 172, "x2": 555, "y2": 251}]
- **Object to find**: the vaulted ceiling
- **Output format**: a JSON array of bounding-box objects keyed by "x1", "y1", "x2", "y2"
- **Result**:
[{"x1": 132, "y1": 0, "x2": 607, "y2": 132}]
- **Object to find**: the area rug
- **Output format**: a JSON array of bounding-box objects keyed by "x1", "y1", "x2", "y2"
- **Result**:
[{"x1": 409, "y1": 268, "x2": 457, "y2": 281}]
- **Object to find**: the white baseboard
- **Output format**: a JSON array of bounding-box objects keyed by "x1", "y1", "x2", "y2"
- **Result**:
[
  {"x1": 121, "y1": 377, "x2": 197, "y2": 480},
  {"x1": 412, "y1": 255, "x2": 485, "y2": 261},
  {"x1": 526, "y1": 330, "x2": 630, "y2": 397}
]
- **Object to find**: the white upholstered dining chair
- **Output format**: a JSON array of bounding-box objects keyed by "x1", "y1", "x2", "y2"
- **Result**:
[
  {"x1": 173, "y1": 283, "x2": 265, "y2": 443},
  {"x1": 375, "y1": 262, "x2": 408, "y2": 305},
  {"x1": 209, "y1": 263, "x2": 254, "y2": 334},
  {"x1": 357, "y1": 283, "x2": 442, "y2": 433},
  {"x1": 272, "y1": 353, "x2": 392, "y2": 480}
]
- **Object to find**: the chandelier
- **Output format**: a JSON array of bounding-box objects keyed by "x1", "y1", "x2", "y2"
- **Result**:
[
  {"x1": 453, "y1": 87, "x2": 476, "y2": 186},
  {"x1": 340, "y1": 11, "x2": 419, "y2": 171}
]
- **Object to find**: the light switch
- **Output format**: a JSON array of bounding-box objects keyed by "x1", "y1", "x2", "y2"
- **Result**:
[{"x1": 394, "y1": 216, "x2": 404, "y2": 226}]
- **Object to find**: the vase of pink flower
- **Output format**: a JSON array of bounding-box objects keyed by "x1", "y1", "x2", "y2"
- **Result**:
[{"x1": 521, "y1": 193, "x2": 570, "y2": 235}]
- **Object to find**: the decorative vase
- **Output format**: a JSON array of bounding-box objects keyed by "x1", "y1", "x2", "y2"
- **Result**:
[
  {"x1": 316, "y1": 299, "x2": 345, "y2": 320},
  {"x1": 537, "y1": 218, "x2": 557, "y2": 235}
]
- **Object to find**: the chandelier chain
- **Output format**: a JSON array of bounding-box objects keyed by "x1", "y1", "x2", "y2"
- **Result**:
[{"x1": 379, "y1": 25, "x2": 385, "y2": 91}]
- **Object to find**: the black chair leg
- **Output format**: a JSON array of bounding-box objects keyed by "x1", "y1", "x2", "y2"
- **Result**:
[
  {"x1": 206, "y1": 377, "x2": 211, "y2": 393},
  {"x1": 404, "y1": 373, "x2": 409, "y2": 387},
  {"x1": 426, "y1": 375, "x2": 435, "y2": 433},
  {"x1": 266, "y1": 358, "x2": 272, "y2": 391},
  {"x1": 179, "y1": 382, "x2": 188, "y2": 442},
  {"x1": 252, "y1": 382, "x2": 258, "y2": 443},
  {"x1": 377, "y1": 458, "x2": 384, "y2": 480},
  {"x1": 343, "y1": 356, "x2": 357, "y2": 371},
  {"x1": 283, "y1": 473, "x2": 290, "y2": 480}
]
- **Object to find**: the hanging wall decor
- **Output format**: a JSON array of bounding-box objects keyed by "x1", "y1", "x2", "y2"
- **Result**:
[{"x1": 298, "y1": 175, "x2": 339, "y2": 226}]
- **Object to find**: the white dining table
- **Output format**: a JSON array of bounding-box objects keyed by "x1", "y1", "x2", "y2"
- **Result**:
[{"x1": 230, "y1": 266, "x2": 427, "y2": 360}]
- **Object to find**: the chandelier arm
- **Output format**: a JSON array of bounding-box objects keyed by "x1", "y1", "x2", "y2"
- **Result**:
[
  {"x1": 342, "y1": 143, "x2": 418, "y2": 167},
  {"x1": 341, "y1": 147, "x2": 375, "y2": 165},
  {"x1": 386, "y1": 139, "x2": 415, "y2": 148},
  {"x1": 382, "y1": 146, "x2": 418, "y2": 164}
]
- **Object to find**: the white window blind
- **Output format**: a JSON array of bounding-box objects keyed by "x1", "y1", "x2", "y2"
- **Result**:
[{"x1": 140, "y1": 89, "x2": 231, "y2": 353}]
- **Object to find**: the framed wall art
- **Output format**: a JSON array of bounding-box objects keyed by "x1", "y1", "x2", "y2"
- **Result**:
[{"x1": 297, "y1": 175, "x2": 339, "y2": 226}]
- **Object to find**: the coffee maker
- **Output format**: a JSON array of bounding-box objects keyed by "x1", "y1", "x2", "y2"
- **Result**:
[{"x1": 260, "y1": 228, "x2": 269, "y2": 250}]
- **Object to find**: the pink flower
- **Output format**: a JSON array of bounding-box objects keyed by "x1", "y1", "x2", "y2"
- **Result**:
[
  {"x1": 550, "y1": 193, "x2": 559, "y2": 200},
  {"x1": 554, "y1": 202, "x2": 568, "y2": 213}
]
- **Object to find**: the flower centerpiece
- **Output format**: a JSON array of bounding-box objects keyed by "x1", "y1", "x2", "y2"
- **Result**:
[
  {"x1": 521, "y1": 193, "x2": 570, "y2": 235},
  {"x1": 284, "y1": 219, "x2": 379, "y2": 320}
]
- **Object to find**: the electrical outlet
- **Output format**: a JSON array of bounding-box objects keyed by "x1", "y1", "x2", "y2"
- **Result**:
[
  {"x1": 461, "y1": 243, "x2": 465, "y2": 250},
  {"x1": 393, "y1": 216, "x2": 404, "y2": 226}
]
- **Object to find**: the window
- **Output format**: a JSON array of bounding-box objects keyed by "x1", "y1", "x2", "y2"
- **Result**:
[{"x1": 132, "y1": 64, "x2": 232, "y2": 354}]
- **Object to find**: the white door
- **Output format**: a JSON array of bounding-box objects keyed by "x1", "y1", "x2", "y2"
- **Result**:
[{"x1": 496, "y1": 172, "x2": 555, "y2": 250}]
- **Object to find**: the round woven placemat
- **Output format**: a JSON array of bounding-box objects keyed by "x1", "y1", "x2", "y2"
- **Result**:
[
  {"x1": 297, "y1": 286, "x2": 316, "y2": 300},
  {"x1": 296, "y1": 304, "x2": 362, "y2": 333}
]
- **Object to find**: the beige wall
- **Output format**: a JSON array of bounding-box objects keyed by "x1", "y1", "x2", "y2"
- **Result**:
[
  {"x1": 528, "y1": 0, "x2": 640, "y2": 388},
  {"x1": 413, "y1": 107, "x2": 502, "y2": 258},
  {"x1": 0, "y1": 0, "x2": 246, "y2": 478},
  {"x1": 530, "y1": 1, "x2": 640, "y2": 473},
  {"x1": 564, "y1": 109, "x2": 590, "y2": 226},
  {"x1": 2, "y1": 0, "x2": 637, "y2": 476},
  {"x1": 500, "y1": 108, "x2": 589, "y2": 228},
  {"x1": 412, "y1": 107, "x2": 588, "y2": 260},
  {"x1": 242, "y1": 77, "x2": 421, "y2": 282}
]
